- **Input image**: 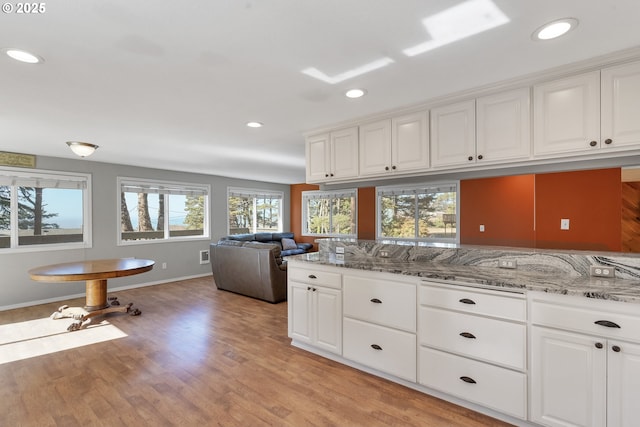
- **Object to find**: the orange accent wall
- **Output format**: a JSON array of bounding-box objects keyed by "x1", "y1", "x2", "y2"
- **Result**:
[
  {"x1": 290, "y1": 183, "x2": 319, "y2": 251},
  {"x1": 357, "y1": 187, "x2": 376, "y2": 240},
  {"x1": 535, "y1": 168, "x2": 622, "y2": 251},
  {"x1": 460, "y1": 175, "x2": 535, "y2": 247}
]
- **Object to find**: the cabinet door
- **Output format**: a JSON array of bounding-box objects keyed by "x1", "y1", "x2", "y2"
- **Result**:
[
  {"x1": 601, "y1": 60, "x2": 640, "y2": 149},
  {"x1": 476, "y1": 87, "x2": 531, "y2": 163},
  {"x1": 531, "y1": 327, "x2": 606, "y2": 427},
  {"x1": 330, "y1": 127, "x2": 359, "y2": 179},
  {"x1": 607, "y1": 340, "x2": 640, "y2": 427},
  {"x1": 314, "y1": 287, "x2": 342, "y2": 354},
  {"x1": 392, "y1": 111, "x2": 429, "y2": 172},
  {"x1": 431, "y1": 100, "x2": 476, "y2": 168},
  {"x1": 359, "y1": 119, "x2": 392, "y2": 177},
  {"x1": 289, "y1": 282, "x2": 313, "y2": 344},
  {"x1": 306, "y1": 133, "x2": 330, "y2": 183},
  {"x1": 533, "y1": 71, "x2": 601, "y2": 156}
]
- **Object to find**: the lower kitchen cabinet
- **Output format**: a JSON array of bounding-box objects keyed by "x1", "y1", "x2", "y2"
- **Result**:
[{"x1": 530, "y1": 292, "x2": 640, "y2": 427}]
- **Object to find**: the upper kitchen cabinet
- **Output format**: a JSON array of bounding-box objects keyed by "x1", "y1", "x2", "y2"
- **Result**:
[
  {"x1": 306, "y1": 127, "x2": 359, "y2": 183},
  {"x1": 430, "y1": 100, "x2": 476, "y2": 169},
  {"x1": 601, "y1": 60, "x2": 640, "y2": 149},
  {"x1": 476, "y1": 87, "x2": 531, "y2": 164},
  {"x1": 533, "y1": 71, "x2": 601, "y2": 156},
  {"x1": 359, "y1": 112, "x2": 429, "y2": 178}
]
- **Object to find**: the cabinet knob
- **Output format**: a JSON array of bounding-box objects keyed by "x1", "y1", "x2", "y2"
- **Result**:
[
  {"x1": 312, "y1": 287, "x2": 317, "y2": 292},
  {"x1": 605, "y1": 138, "x2": 613, "y2": 145},
  {"x1": 589, "y1": 140, "x2": 598, "y2": 147},
  {"x1": 460, "y1": 332, "x2": 476, "y2": 339},
  {"x1": 459, "y1": 376, "x2": 477, "y2": 384},
  {"x1": 391, "y1": 165, "x2": 396, "y2": 170},
  {"x1": 594, "y1": 320, "x2": 621, "y2": 329},
  {"x1": 468, "y1": 156, "x2": 474, "y2": 161},
  {"x1": 385, "y1": 166, "x2": 390, "y2": 171},
  {"x1": 325, "y1": 173, "x2": 329, "y2": 177},
  {"x1": 459, "y1": 298, "x2": 476, "y2": 305},
  {"x1": 370, "y1": 298, "x2": 383, "y2": 304},
  {"x1": 595, "y1": 342, "x2": 603, "y2": 349},
  {"x1": 308, "y1": 274, "x2": 317, "y2": 279},
  {"x1": 477, "y1": 154, "x2": 483, "y2": 160},
  {"x1": 612, "y1": 345, "x2": 621, "y2": 352},
  {"x1": 307, "y1": 286, "x2": 311, "y2": 291},
  {"x1": 371, "y1": 344, "x2": 383, "y2": 351},
  {"x1": 330, "y1": 173, "x2": 334, "y2": 177}
]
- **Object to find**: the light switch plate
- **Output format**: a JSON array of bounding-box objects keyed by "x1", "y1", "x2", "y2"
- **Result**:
[{"x1": 561, "y1": 218, "x2": 570, "y2": 230}]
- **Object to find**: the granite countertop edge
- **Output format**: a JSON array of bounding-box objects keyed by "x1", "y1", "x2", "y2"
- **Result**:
[{"x1": 286, "y1": 254, "x2": 640, "y2": 304}]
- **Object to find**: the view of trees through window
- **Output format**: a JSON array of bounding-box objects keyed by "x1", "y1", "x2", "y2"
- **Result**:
[
  {"x1": 0, "y1": 171, "x2": 88, "y2": 250},
  {"x1": 303, "y1": 190, "x2": 356, "y2": 236},
  {"x1": 378, "y1": 184, "x2": 457, "y2": 241},
  {"x1": 228, "y1": 188, "x2": 282, "y2": 234},
  {"x1": 119, "y1": 179, "x2": 208, "y2": 243}
]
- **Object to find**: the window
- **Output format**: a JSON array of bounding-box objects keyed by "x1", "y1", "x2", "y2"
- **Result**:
[
  {"x1": 377, "y1": 182, "x2": 458, "y2": 243},
  {"x1": 0, "y1": 168, "x2": 91, "y2": 251},
  {"x1": 302, "y1": 189, "x2": 357, "y2": 237},
  {"x1": 227, "y1": 188, "x2": 283, "y2": 234},
  {"x1": 118, "y1": 177, "x2": 209, "y2": 244}
]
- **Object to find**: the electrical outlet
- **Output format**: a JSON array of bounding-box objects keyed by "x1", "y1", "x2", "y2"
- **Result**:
[
  {"x1": 336, "y1": 246, "x2": 345, "y2": 254},
  {"x1": 561, "y1": 218, "x2": 570, "y2": 230},
  {"x1": 162, "y1": 262, "x2": 167, "y2": 269},
  {"x1": 379, "y1": 250, "x2": 390, "y2": 258},
  {"x1": 498, "y1": 259, "x2": 517, "y2": 269},
  {"x1": 590, "y1": 265, "x2": 614, "y2": 278},
  {"x1": 479, "y1": 224, "x2": 485, "y2": 232}
]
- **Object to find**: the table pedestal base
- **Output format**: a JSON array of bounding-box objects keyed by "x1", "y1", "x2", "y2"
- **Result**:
[{"x1": 51, "y1": 296, "x2": 141, "y2": 331}]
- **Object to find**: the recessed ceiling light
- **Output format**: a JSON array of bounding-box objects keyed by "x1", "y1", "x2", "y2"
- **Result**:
[
  {"x1": 246, "y1": 121, "x2": 263, "y2": 128},
  {"x1": 532, "y1": 18, "x2": 578, "y2": 41},
  {"x1": 345, "y1": 89, "x2": 366, "y2": 99},
  {"x1": 3, "y1": 48, "x2": 43, "y2": 64}
]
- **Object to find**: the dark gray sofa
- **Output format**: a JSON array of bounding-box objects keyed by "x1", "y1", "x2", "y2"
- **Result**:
[
  {"x1": 210, "y1": 239, "x2": 287, "y2": 303},
  {"x1": 219, "y1": 232, "x2": 312, "y2": 257}
]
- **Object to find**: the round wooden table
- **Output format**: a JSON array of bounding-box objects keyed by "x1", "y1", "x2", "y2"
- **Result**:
[{"x1": 29, "y1": 258, "x2": 154, "y2": 330}]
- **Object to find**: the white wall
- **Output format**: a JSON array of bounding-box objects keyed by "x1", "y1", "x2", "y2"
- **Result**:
[{"x1": 0, "y1": 155, "x2": 290, "y2": 310}]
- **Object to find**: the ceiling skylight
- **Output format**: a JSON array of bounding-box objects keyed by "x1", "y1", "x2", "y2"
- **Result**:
[
  {"x1": 403, "y1": 0, "x2": 510, "y2": 57},
  {"x1": 302, "y1": 57, "x2": 394, "y2": 85}
]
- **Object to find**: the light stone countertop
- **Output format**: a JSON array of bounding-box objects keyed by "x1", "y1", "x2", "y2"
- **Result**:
[{"x1": 287, "y1": 252, "x2": 640, "y2": 304}]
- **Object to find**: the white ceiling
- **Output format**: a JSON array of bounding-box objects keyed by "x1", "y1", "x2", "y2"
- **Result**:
[{"x1": 2, "y1": 0, "x2": 640, "y2": 184}]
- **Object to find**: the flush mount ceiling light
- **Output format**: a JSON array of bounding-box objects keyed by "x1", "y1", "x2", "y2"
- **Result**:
[
  {"x1": 533, "y1": 18, "x2": 578, "y2": 40},
  {"x1": 66, "y1": 141, "x2": 98, "y2": 157},
  {"x1": 3, "y1": 48, "x2": 43, "y2": 64},
  {"x1": 246, "y1": 121, "x2": 263, "y2": 128},
  {"x1": 345, "y1": 89, "x2": 367, "y2": 99}
]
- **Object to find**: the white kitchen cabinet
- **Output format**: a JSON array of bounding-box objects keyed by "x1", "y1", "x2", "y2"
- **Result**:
[
  {"x1": 288, "y1": 266, "x2": 342, "y2": 355},
  {"x1": 533, "y1": 71, "x2": 601, "y2": 156},
  {"x1": 418, "y1": 281, "x2": 527, "y2": 420},
  {"x1": 430, "y1": 100, "x2": 476, "y2": 168},
  {"x1": 530, "y1": 292, "x2": 640, "y2": 427},
  {"x1": 476, "y1": 87, "x2": 531, "y2": 163},
  {"x1": 305, "y1": 127, "x2": 358, "y2": 183},
  {"x1": 359, "y1": 112, "x2": 429, "y2": 177},
  {"x1": 601, "y1": 60, "x2": 640, "y2": 150}
]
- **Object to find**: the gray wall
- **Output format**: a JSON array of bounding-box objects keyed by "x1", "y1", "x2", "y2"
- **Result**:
[{"x1": 0, "y1": 155, "x2": 290, "y2": 310}]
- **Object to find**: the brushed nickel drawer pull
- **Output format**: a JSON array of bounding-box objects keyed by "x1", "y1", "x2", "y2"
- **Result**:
[
  {"x1": 459, "y1": 298, "x2": 476, "y2": 305},
  {"x1": 595, "y1": 320, "x2": 621, "y2": 328},
  {"x1": 371, "y1": 344, "x2": 383, "y2": 351},
  {"x1": 460, "y1": 376, "x2": 476, "y2": 384},
  {"x1": 370, "y1": 298, "x2": 382, "y2": 304},
  {"x1": 460, "y1": 332, "x2": 476, "y2": 339}
]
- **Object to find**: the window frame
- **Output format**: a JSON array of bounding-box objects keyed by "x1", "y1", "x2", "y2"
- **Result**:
[
  {"x1": 226, "y1": 187, "x2": 284, "y2": 235},
  {"x1": 117, "y1": 177, "x2": 210, "y2": 246},
  {"x1": 0, "y1": 167, "x2": 92, "y2": 253},
  {"x1": 302, "y1": 189, "x2": 358, "y2": 238},
  {"x1": 376, "y1": 181, "x2": 459, "y2": 244}
]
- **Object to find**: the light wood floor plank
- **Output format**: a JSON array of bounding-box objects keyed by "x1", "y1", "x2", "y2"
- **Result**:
[{"x1": 0, "y1": 276, "x2": 513, "y2": 426}]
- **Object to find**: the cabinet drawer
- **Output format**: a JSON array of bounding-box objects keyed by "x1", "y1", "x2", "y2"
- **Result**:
[
  {"x1": 420, "y1": 282, "x2": 526, "y2": 321},
  {"x1": 344, "y1": 275, "x2": 416, "y2": 332},
  {"x1": 532, "y1": 299, "x2": 640, "y2": 342},
  {"x1": 419, "y1": 307, "x2": 526, "y2": 370},
  {"x1": 289, "y1": 267, "x2": 342, "y2": 289},
  {"x1": 343, "y1": 318, "x2": 416, "y2": 381},
  {"x1": 419, "y1": 347, "x2": 526, "y2": 419}
]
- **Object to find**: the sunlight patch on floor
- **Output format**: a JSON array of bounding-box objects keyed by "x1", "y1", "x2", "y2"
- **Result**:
[{"x1": 0, "y1": 317, "x2": 128, "y2": 364}]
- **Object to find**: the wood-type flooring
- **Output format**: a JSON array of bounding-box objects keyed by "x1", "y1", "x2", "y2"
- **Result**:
[{"x1": 0, "y1": 276, "x2": 512, "y2": 426}]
